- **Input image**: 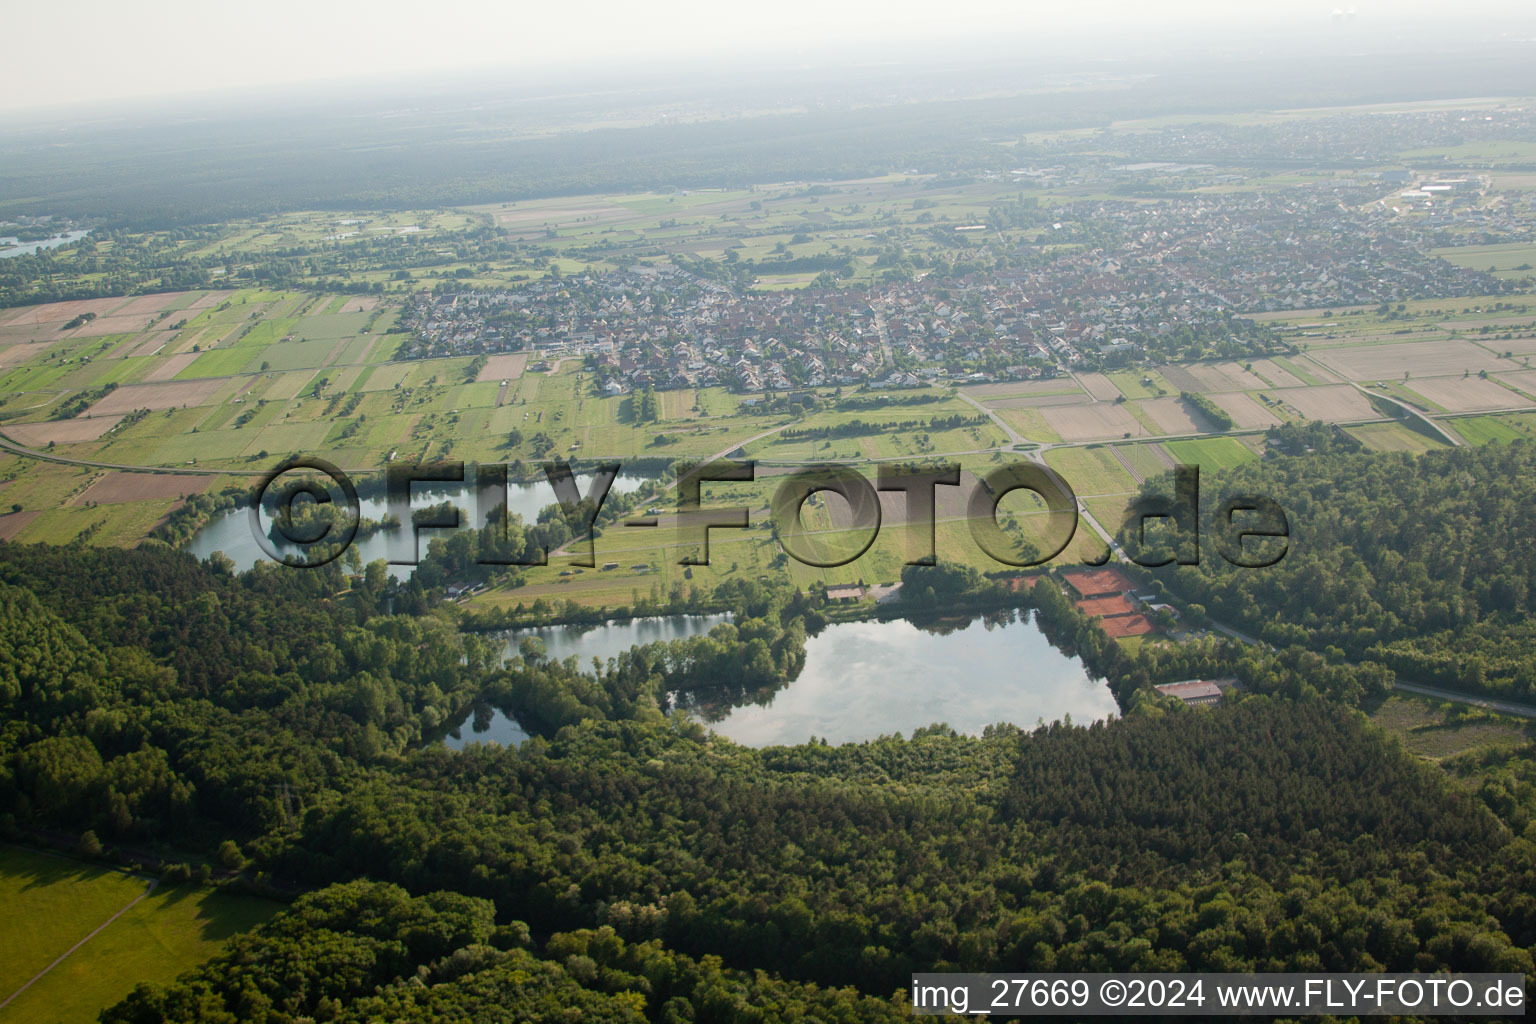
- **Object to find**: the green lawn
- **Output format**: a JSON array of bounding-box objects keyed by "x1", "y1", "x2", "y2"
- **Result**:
[
  {"x1": 0, "y1": 846, "x2": 278, "y2": 1023},
  {"x1": 1162, "y1": 436, "x2": 1257, "y2": 471},
  {"x1": 1044, "y1": 446, "x2": 1139, "y2": 496},
  {"x1": 1449, "y1": 413, "x2": 1536, "y2": 446},
  {"x1": 1432, "y1": 242, "x2": 1536, "y2": 278},
  {"x1": 176, "y1": 348, "x2": 253, "y2": 380},
  {"x1": 1347, "y1": 421, "x2": 1449, "y2": 454}
]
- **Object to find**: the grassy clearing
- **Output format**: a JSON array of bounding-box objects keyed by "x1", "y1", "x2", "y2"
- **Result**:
[
  {"x1": 1044, "y1": 446, "x2": 1138, "y2": 496},
  {"x1": 0, "y1": 847, "x2": 278, "y2": 1023},
  {"x1": 0, "y1": 847, "x2": 147, "y2": 997},
  {"x1": 1366, "y1": 694, "x2": 1532, "y2": 761},
  {"x1": 1347, "y1": 421, "x2": 1449, "y2": 453},
  {"x1": 1448, "y1": 412, "x2": 1536, "y2": 445},
  {"x1": 1104, "y1": 371, "x2": 1172, "y2": 400},
  {"x1": 1162, "y1": 437, "x2": 1259, "y2": 471}
]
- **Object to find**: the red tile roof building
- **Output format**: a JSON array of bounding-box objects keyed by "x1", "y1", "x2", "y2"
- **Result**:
[{"x1": 1060, "y1": 567, "x2": 1136, "y2": 599}]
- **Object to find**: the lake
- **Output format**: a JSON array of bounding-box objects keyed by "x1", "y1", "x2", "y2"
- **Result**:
[
  {"x1": 0, "y1": 230, "x2": 89, "y2": 258},
  {"x1": 442, "y1": 610, "x2": 1117, "y2": 749},
  {"x1": 500, "y1": 612, "x2": 734, "y2": 668},
  {"x1": 185, "y1": 471, "x2": 652, "y2": 577},
  {"x1": 442, "y1": 613, "x2": 732, "y2": 749}
]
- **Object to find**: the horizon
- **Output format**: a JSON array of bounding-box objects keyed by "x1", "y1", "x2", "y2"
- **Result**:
[{"x1": 7, "y1": 0, "x2": 1536, "y2": 118}]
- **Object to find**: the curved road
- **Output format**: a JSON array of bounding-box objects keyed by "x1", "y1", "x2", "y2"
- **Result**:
[{"x1": 0, "y1": 429, "x2": 262, "y2": 477}]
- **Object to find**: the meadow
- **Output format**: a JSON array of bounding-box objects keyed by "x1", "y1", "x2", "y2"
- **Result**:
[
  {"x1": 1366, "y1": 695, "x2": 1533, "y2": 761},
  {"x1": 0, "y1": 846, "x2": 277, "y2": 1023}
]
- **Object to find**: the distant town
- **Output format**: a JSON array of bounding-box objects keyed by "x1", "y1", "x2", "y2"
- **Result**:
[{"x1": 403, "y1": 171, "x2": 1524, "y2": 393}]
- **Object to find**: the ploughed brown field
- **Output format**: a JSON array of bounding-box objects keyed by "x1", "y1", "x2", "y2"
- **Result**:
[
  {"x1": 1405, "y1": 376, "x2": 1531, "y2": 412},
  {"x1": 476, "y1": 353, "x2": 529, "y2": 383},
  {"x1": 1279, "y1": 385, "x2": 1376, "y2": 422},
  {"x1": 71, "y1": 472, "x2": 212, "y2": 505},
  {"x1": 4, "y1": 416, "x2": 125, "y2": 445},
  {"x1": 1313, "y1": 339, "x2": 1510, "y2": 380},
  {"x1": 87, "y1": 378, "x2": 228, "y2": 416}
]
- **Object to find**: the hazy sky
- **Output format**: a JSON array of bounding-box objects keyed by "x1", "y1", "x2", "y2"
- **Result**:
[{"x1": 6, "y1": 0, "x2": 1534, "y2": 113}]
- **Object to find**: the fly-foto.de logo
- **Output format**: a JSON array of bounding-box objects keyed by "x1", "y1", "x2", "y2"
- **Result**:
[{"x1": 250, "y1": 457, "x2": 1289, "y2": 571}]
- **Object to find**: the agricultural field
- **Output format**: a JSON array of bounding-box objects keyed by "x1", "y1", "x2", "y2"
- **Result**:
[
  {"x1": 1207, "y1": 391, "x2": 1284, "y2": 428},
  {"x1": 1162, "y1": 436, "x2": 1259, "y2": 471},
  {"x1": 1104, "y1": 370, "x2": 1174, "y2": 400},
  {"x1": 0, "y1": 847, "x2": 277, "y2": 1023},
  {"x1": 469, "y1": 457, "x2": 1119, "y2": 607},
  {"x1": 1347, "y1": 420, "x2": 1452, "y2": 453},
  {"x1": 1137, "y1": 396, "x2": 1208, "y2": 435},
  {"x1": 1432, "y1": 241, "x2": 1536, "y2": 280},
  {"x1": 1111, "y1": 442, "x2": 1175, "y2": 482},
  {"x1": 1044, "y1": 446, "x2": 1139, "y2": 497},
  {"x1": 1402, "y1": 375, "x2": 1530, "y2": 413},
  {"x1": 2, "y1": 205, "x2": 1536, "y2": 578},
  {"x1": 1073, "y1": 372, "x2": 1123, "y2": 402},
  {"x1": 1399, "y1": 139, "x2": 1536, "y2": 165},
  {"x1": 1445, "y1": 411, "x2": 1536, "y2": 445},
  {"x1": 1275, "y1": 384, "x2": 1377, "y2": 422},
  {"x1": 1040, "y1": 402, "x2": 1153, "y2": 442},
  {"x1": 0, "y1": 271, "x2": 1528, "y2": 581}
]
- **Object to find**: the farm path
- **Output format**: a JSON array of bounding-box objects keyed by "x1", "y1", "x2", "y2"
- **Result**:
[
  {"x1": 955, "y1": 389, "x2": 1024, "y2": 445},
  {"x1": 0, "y1": 877, "x2": 158, "y2": 1014},
  {"x1": 1109, "y1": 445, "x2": 1144, "y2": 484}
]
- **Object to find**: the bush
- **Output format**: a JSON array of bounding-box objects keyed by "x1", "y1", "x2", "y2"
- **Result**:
[{"x1": 217, "y1": 839, "x2": 245, "y2": 871}]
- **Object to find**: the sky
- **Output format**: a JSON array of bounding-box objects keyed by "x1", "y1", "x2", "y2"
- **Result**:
[{"x1": 7, "y1": 0, "x2": 1535, "y2": 114}]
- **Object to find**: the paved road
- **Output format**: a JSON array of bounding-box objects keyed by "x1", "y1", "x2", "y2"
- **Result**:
[
  {"x1": 0, "y1": 429, "x2": 249, "y2": 476},
  {"x1": 1392, "y1": 680, "x2": 1536, "y2": 719},
  {"x1": 1200, "y1": 613, "x2": 1534, "y2": 718},
  {"x1": 871, "y1": 310, "x2": 894, "y2": 372},
  {"x1": 1348, "y1": 382, "x2": 1463, "y2": 447}
]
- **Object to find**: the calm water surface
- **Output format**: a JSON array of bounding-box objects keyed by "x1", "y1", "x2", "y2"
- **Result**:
[
  {"x1": 697, "y1": 614, "x2": 1117, "y2": 746},
  {"x1": 0, "y1": 230, "x2": 89, "y2": 258},
  {"x1": 186, "y1": 473, "x2": 650, "y2": 578},
  {"x1": 444, "y1": 610, "x2": 1116, "y2": 749},
  {"x1": 442, "y1": 613, "x2": 732, "y2": 749}
]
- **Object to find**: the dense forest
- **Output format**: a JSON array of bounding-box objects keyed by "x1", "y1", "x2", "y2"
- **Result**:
[
  {"x1": 0, "y1": 535, "x2": 1533, "y2": 1020},
  {"x1": 1134, "y1": 438, "x2": 1536, "y2": 701}
]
